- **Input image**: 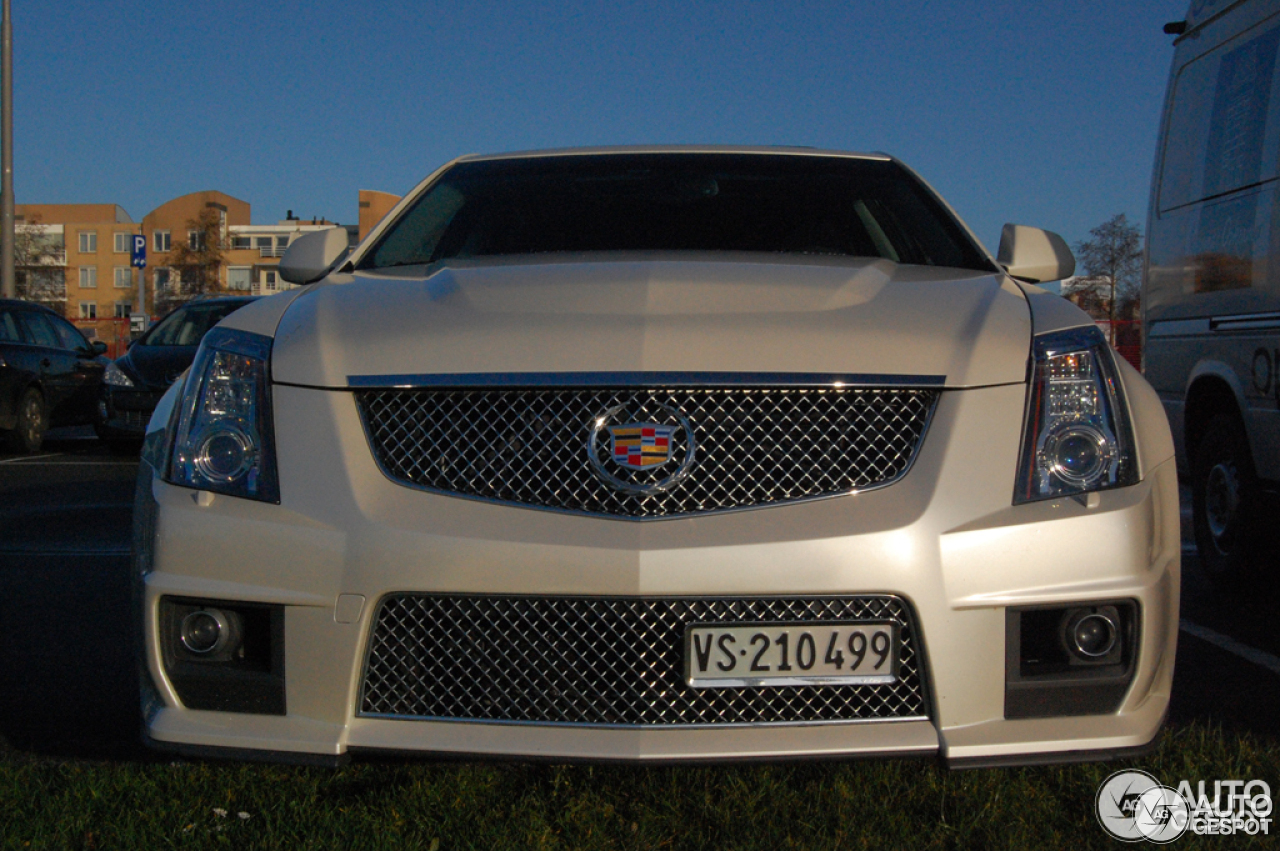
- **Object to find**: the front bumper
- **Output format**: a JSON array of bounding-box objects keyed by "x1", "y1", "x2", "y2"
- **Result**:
[
  {"x1": 137, "y1": 381, "x2": 1180, "y2": 765},
  {"x1": 99, "y1": 385, "x2": 166, "y2": 438}
]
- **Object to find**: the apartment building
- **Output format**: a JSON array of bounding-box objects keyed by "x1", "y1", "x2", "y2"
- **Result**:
[
  {"x1": 358, "y1": 189, "x2": 400, "y2": 240},
  {"x1": 16, "y1": 191, "x2": 361, "y2": 353}
]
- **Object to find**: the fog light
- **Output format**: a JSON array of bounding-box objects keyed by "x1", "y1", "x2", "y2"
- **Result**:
[
  {"x1": 180, "y1": 609, "x2": 232, "y2": 655},
  {"x1": 1063, "y1": 609, "x2": 1118, "y2": 660},
  {"x1": 1006, "y1": 601, "x2": 1136, "y2": 718},
  {"x1": 160, "y1": 597, "x2": 285, "y2": 714}
]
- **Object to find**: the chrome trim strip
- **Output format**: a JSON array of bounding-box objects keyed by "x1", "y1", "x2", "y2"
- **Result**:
[
  {"x1": 1211, "y1": 311, "x2": 1280, "y2": 332},
  {"x1": 347, "y1": 371, "x2": 947, "y2": 389},
  {"x1": 354, "y1": 712, "x2": 932, "y2": 730},
  {"x1": 1155, "y1": 312, "x2": 1280, "y2": 337},
  {"x1": 1147, "y1": 318, "x2": 1211, "y2": 338}
]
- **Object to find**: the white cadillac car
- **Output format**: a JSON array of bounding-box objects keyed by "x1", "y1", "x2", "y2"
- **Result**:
[{"x1": 135, "y1": 147, "x2": 1179, "y2": 767}]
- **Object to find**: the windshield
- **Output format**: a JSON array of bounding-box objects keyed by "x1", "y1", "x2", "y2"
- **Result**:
[
  {"x1": 359, "y1": 153, "x2": 994, "y2": 272},
  {"x1": 142, "y1": 301, "x2": 252, "y2": 347}
]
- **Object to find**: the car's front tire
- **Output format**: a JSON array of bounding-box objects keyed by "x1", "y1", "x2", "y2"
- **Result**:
[
  {"x1": 4, "y1": 388, "x2": 47, "y2": 453},
  {"x1": 1191, "y1": 413, "x2": 1259, "y2": 586}
]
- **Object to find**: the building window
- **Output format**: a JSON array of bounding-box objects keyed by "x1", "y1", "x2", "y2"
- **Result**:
[
  {"x1": 188, "y1": 230, "x2": 205, "y2": 251},
  {"x1": 231, "y1": 235, "x2": 251, "y2": 250},
  {"x1": 79, "y1": 267, "x2": 97, "y2": 288},
  {"x1": 264, "y1": 270, "x2": 278, "y2": 291},
  {"x1": 155, "y1": 268, "x2": 171, "y2": 292},
  {"x1": 114, "y1": 301, "x2": 131, "y2": 318},
  {"x1": 78, "y1": 231, "x2": 97, "y2": 253},
  {"x1": 154, "y1": 230, "x2": 171, "y2": 252},
  {"x1": 254, "y1": 236, "x2": 272, "y2": 249},
  {"x1": 79, "y1": 302, "x2": 97, "y2": 319},
  {"x1": 227, "y1": 267, "x2": 252, "y2": 291},
  {"x1": 113, "y1": 232, "x2": 130, "y2": 253},
  {"x1": 276, "y1": 236, "x2": 289, "y2": 248},
  {"x1": 113, "y1": 267, "x2": 132, "y2": 288}
]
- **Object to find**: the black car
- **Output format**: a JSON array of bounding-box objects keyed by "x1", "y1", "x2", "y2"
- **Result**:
[
  {"x1": 97, "y1": 296, "x2": 259, "y2": 443},
  {"x1": 0, "y1": 298, "x2": 109, "y2": 452}
]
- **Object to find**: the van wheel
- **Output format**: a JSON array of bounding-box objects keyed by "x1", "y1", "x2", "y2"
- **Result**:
[
  {"x1": 1191, "y1": 414, "x2": 1258, "y2": 586},
  {"x1": 5, "y1": 388, "x2": 47, "y2": 453}
]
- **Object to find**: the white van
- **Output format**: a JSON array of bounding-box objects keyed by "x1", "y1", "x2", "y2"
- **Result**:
[{"x1": 1145, "y1": 0, "x2": 1280, "y2": 583}]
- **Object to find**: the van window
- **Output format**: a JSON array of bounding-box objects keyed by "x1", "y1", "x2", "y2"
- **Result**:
[{"x1": 1160, "y1": 21, "x2": 1280, "y2": 212}]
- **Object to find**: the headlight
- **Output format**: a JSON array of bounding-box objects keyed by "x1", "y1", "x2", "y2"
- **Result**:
[
  {"x1": 103, "y1": 361, "x2": 135, "y2": 387},
  {"x1": 1014, "y1": 326, "x2": 1136, "y2": 503},
  {"x1": 165, "y1": 327, "x2": 279, "y2": 503}
]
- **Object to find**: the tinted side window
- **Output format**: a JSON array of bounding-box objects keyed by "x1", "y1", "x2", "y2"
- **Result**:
[
  {"x1": 0, "y1": 310, "x2": 21, "y2": 342},
  {"x1": 18, "y1": 312, "x2": 61, "y2": 348}
]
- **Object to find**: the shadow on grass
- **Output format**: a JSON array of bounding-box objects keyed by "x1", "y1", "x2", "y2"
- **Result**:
[{"x1": 0, "y1": 549, "x2": 154, "y2": 761}]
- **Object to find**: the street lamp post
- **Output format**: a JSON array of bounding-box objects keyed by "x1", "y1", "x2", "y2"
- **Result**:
[{"x1": 1, "y1": 0, "x2": 14, "y2": 300}]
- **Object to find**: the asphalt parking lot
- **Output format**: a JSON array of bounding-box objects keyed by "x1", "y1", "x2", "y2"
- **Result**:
[{"x1": 1, "y1": 428, "x2": 1278, "y2": 761}]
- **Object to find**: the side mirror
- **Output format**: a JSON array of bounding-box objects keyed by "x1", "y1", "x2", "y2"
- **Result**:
[
  {"x1": 996, "y1": 224, "x2": 1075, "y2": 283},
  {"x1": 91, "y1": 340, "x2": 108, "y2": 356},
  {"x1": 278, "y1": 228, "x2": 351, "y2": 285}
]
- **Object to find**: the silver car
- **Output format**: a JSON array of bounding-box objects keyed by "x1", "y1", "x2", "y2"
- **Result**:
[{"x1": 135, "y1": 147, "x2": 1178, "y2": 767}]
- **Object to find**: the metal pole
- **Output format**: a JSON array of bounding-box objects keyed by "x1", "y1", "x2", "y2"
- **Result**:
[
  {"x1": 136, "y1": 230, "x2": 145, "y2": 323},
  {"x1": 1, "y1": 0, "x2": 14, "y2": 299}
]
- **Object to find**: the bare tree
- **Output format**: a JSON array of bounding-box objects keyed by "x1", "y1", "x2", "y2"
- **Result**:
[
  {"x1": 158, "y1": 207, "x2": 226, "y2": 313},
  {"x1": 1073, "y1": 214, "x2": 1143, "y2": 345},
  {"x1": 13, "y1": 212, "x2": 66, "y2": 313}
]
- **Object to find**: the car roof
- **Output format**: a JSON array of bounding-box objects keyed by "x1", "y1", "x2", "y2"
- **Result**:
[
  {"x1": 454, "y1": 145, "x2": 893, "y2": 164},
  {"x1": 0, "y1": 298, "x2": 59, "y2": 314}
]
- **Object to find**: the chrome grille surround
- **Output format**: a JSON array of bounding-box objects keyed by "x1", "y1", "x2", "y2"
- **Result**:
[
  {"x1": 358, "y1": 595, "x2": 928, "y2": 726},
  {"x1": 354, "y1": 379, "x2": 939, "y2": 519}
]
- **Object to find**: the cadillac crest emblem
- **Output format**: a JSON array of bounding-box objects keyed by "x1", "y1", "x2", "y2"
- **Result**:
[
  {"x1": 587, "y1": 403, "x2": 697, "y2": 495},
  {"x1": 607, "y1": 423, "x2": 675, "y2": 469}
]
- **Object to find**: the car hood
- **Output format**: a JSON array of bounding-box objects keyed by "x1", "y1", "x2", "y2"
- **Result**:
[
  {"x1": 270, "y1": 255, "x2": 1032, "y2": 389},
  {"x1": 118, "y1": 344, "x2": 198, "y2": 390}
]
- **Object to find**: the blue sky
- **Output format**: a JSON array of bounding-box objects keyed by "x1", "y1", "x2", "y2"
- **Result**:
[{"x1": 17, "y1": 0, "x2": 1188, "y2": 252}]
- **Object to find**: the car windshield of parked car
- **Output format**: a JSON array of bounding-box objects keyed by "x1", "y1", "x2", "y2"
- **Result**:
[
  {"x1": 49, "y1": 315, "x2": 89, "y2": 350},
  {"x1": 143, "y1": 302, "x2": 248, "y2": 347},
  {"x1": 360, "y1": 153, "x2": 994, "y2": 272}
]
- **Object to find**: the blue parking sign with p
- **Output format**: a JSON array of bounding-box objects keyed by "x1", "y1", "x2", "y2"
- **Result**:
[{"x1": 131, "y1": 235, "x2": 147, "y2": 268}]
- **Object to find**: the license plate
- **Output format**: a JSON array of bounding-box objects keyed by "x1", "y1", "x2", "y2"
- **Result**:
[{"x1": 685, "y1": 621, "x2": 898, "y2": 688}]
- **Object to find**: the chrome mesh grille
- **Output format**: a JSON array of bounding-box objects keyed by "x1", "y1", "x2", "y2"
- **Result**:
[
  {"x1": 355, "y1": 386, "x2": 937, "y2": 518},
  {"x1": 358, "y1": 595, "x2": 927, "y2": 726}
]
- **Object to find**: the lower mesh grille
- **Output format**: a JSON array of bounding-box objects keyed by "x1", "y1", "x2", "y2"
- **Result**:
[{"x1": 359, "y1": 595, "x2": 927, "y2": 726}]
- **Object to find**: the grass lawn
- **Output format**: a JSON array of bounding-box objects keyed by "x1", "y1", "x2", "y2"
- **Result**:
[{"x1": 2, "y1": 722, "x2": 1276, "y2": 850}]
